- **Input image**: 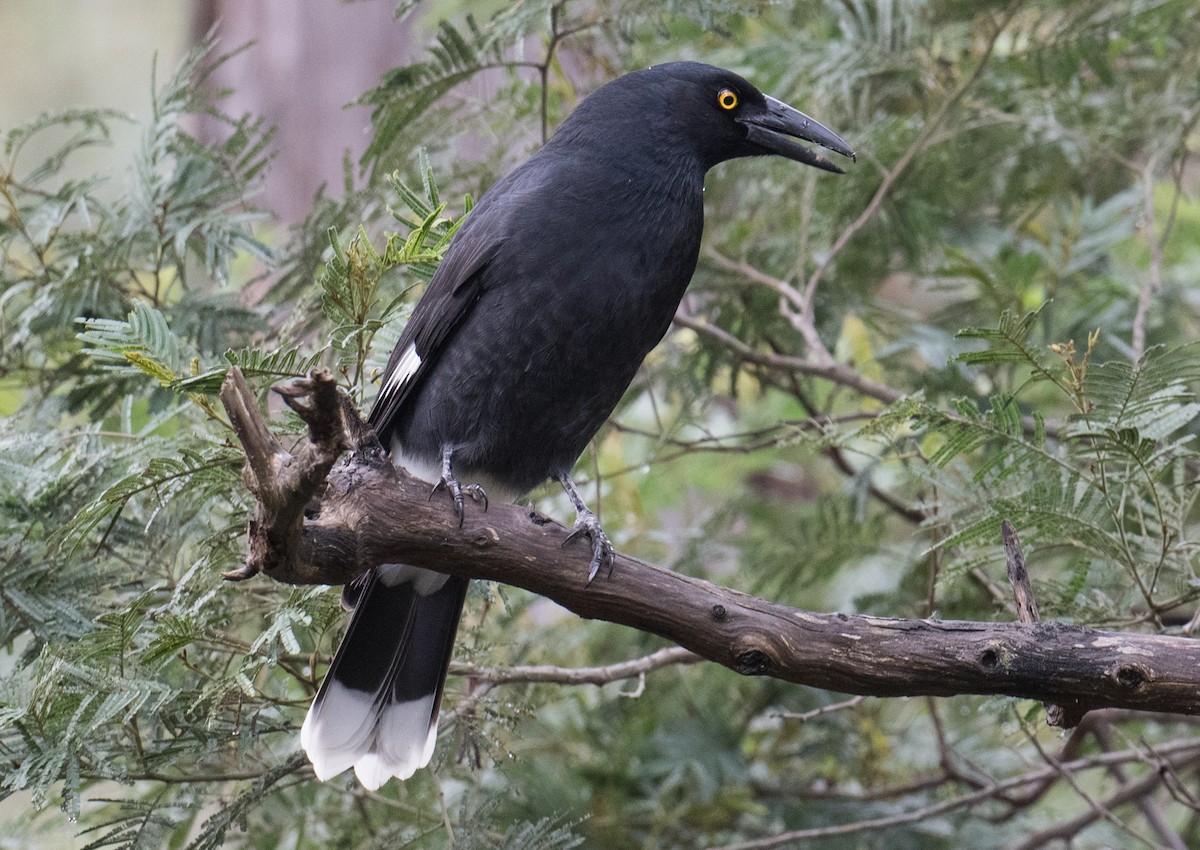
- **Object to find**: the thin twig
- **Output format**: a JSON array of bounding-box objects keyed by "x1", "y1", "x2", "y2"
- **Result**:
[
  {"x1": 450, "y1": 646, "x2": 699, "y2": 686},
  {"x1": 704, "y1": 247, "x2": 825, "y2": 360},
  {"x1": 773, "y1": 695, "x2": 865, "y2": 723},
  {"x1": 1132, "y1": 157, "x2": 1164, "y2": 361},
  {"x1": 1130, "y1": 101, "x2": 1199, "y2": 360},
  {"x1": 1091, "y1": 718, "x2": 1190, "y2": 850},
  {"x1": 1018, "y1": 713, "x2": 1162, "y2": 850},
  {"x1": 672, "y1": 312, "x2": 902, "y2": 404},
  {"x1": 711, "y1": 739, "x2": 1200, "y2": 850}
]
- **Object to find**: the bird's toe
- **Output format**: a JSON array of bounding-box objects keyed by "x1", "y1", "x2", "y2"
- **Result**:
[
  {"x1": 429, "y1": 474, "x2": 485, "y2": 527},
  {"x1": 463, "y1": 483, "x2": 489, "y2": 512},
  {"x1": 563, "y1": 510, "x2": 614, "y2": 583}
]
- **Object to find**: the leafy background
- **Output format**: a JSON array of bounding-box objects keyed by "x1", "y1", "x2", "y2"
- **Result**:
[{"x1": 3, "y1": 0, "x2": 1200, "y2": 847}]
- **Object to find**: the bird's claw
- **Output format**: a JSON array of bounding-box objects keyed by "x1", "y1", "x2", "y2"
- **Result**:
[
  {"x1": 429, "y1": 477, "x2": 488, "y2": 527},
  {"x1": 563, "y1": 508, "x2": 614, "y2": 583}
]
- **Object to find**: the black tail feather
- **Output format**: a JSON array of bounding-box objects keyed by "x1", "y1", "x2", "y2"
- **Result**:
[{"x1": 301, "y1": 569, "x2": 468, "y2": 788}]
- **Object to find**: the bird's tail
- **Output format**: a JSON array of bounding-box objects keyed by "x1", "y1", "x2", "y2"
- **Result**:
[{"x1": 300, "y1": 569, "x2": 468, "y2": 789}]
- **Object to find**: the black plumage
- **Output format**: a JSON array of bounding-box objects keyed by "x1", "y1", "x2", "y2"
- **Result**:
[{"x1": 301, "y1": 61, "x2": 853, "y2": 788}]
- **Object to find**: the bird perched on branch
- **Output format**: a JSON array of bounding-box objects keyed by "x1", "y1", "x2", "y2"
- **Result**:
[{"x1": 301, "y1": 61, "x2": 854, "y2": 789}]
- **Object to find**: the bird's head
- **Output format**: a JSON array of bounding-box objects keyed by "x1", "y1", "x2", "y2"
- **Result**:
[{"x1": 556, "y1": 61, "x2": 855, "y2": 175}]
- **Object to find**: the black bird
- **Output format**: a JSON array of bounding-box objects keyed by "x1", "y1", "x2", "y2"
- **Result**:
[{"x1": 300, "y1": 61, "x2": 853, "y2": 788}]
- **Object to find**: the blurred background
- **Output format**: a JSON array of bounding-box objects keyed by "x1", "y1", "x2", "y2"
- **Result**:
[
  {"x1": 0, "y1": 0, "x2": 404, "y2": 221},
  {"x1": 3, "y1": 1, "x2": 1200, "y2": 848}
]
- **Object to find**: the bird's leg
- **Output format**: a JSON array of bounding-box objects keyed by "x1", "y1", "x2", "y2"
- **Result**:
[
  {"x1": 555, "y1": 472, "x2": 614, "y2": 583},
  {"x1": 430, "y1": 447, "x2": 488, "y2": 527}
]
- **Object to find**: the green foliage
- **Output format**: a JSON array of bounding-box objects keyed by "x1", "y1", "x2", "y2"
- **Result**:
[
  {"x1": 0, "y1": 33, "x2": 272, "y2": 419},
  {"x1": 360, "y1": 13, "x2": 508, "y2": 172},
  {"x1": 907, "y1": 324, "x2": 1200, "y2": 619},
  {"x1": 78, "y1": 302, "x2": 183, "y2": 383},
  {"x1": 318, "y1": 155, "x2": 468, "y2": 393},
  {"x1": 4, "y1": 1, "x2": 1200, "y2": 848},
  {"x1": 452, "y1": 804, "x2": 586, "y2": 850}
]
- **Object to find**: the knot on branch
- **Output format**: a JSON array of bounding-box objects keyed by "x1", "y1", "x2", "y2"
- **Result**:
[
  {"x1": 1113, "y1": 664, "x2": 1149, "y2": 690},
  {"x1": 735, "y1": 647, "x2": 772, "y2": 676},
  {"x1": 219, "y1": 367, "x2": 374, "y2": 584}
]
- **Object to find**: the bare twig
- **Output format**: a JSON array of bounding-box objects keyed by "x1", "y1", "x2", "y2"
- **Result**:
[
  {"x1": 1015, "y1": 782, "x2": 1174, "y2": 850},
  {"x1": 672, "y1": 311, "x2": 1061, "y2": 444},
  {"x1": 1008, "y1": 749, "x2": 1193, "y2": 850},
  {"x1": 1132, "y1": 159, "x2": 1164, "y2": 361},
  {"x1": 1002, "y1": 520, "x2": 1077, "y2": 727},
  {"x1": 704, "y1": 247, "x2": 828, "y2": 361},
  {"x1": 1130, "y1": 101, "x2": 1199, "y2": 361},
  {"x1": 1090, "y1": 718, "x2": 1190, "y2": 850},
  {"x1": 773, "y1": 695, "x2": 866, "y2": 723},
  {"x1": 1019, "y1": 714, "x2": 1162, "y2": 850},
  {"x1": 672, "y1": 312, "x2": 903, "y2": 405},
  {"x1": 713, "y1": 739, "x2": 1200, "y2": 850},
  {"x1": 451, "y1": 646, "x2": 699, "y2": 686}
]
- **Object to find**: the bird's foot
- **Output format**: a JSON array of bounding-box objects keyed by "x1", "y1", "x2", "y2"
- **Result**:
[
  {"x1": 563, "y1": 507, "x2": 614, "y2": 584},
  {"x1": 554, "y1": 471, "x2": 615, "y2": 583},
  {"x1": 429, "y1": 477, "x2": 488, "y2": 526},
  {"x1": 431, "y1": 450, "x2": 488, "y2": 526}
]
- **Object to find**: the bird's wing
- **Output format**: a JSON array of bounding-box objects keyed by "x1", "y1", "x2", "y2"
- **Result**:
[{"x1": 367, "y1": 192, "x2": 514, "y2": 433}]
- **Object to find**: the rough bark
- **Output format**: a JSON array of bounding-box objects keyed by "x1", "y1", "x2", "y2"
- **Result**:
[{"x1": 220, "y1": 368, "x2": 1200, "y2": 721}]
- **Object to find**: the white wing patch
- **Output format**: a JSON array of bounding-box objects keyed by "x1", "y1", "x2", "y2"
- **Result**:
[{"x1": 381, "y1": 343, "x2": 422, "y2": 401}]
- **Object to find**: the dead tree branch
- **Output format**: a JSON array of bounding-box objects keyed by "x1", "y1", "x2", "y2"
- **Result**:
[{"x1": 220, "y1": 368, "x2": 1200, "y2": 721}]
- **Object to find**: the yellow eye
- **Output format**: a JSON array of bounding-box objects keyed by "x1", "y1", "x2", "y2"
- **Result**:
[{"x1": 717, "y1": 88, "x2": 739, "y2": 110}]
